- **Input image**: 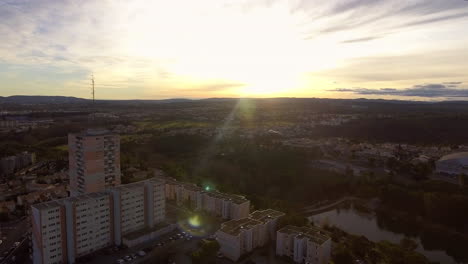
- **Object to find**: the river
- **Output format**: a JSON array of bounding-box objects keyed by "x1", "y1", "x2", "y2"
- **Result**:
[{"x1": 308, "y1": 204, "x2": 459, "y2": 264}]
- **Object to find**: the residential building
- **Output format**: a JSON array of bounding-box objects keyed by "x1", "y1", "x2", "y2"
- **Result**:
[
  {"x1": 110, "y1": 181, "x2": 146, "y2": 245},
  {"x1": 31, "y1": 201, "x2": 67, "y2": 264},
  {"x1": 63, "y1": 192, "x2": 113, "y2": 263},
  {"x1": 157, "y1": 175, "x2": 250, "y2": 220},
  {"x1": 276, "y1": 225, "x2": 332, "y2": 264},
  {"x1": 68, "y1": 129, "x2": 121, "y2": 196},
  {"x1": 436, "y1": 152, "x2": 468, "y2": 176},
  {"x1": 111, "y1": 178, "x2": 166, "y2": 245},
  {"x1": 31, "y1": 178, "x2": 166, "y2": 263},
  {"x1": 216, "y1": 209, "x2": 285, "y2": 261},
  {"x1": 145, "y1": 178, "x2": 166, "y2": 228},
  {"x1": 202, "y1": 191, "x2": 250, "y2": 220},
  {"x1": 0, "y1": 152, "x2": 35, "y2": 176}
]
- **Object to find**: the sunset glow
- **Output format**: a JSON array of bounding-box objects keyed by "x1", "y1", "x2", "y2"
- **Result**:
[{"x1": 1, "y1": 0, "x2": 468, "y2": 100}]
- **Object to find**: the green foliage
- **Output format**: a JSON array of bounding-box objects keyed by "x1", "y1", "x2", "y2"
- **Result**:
[{"x1": 190, "y1": 240, "x2": 220, "y2": 264}]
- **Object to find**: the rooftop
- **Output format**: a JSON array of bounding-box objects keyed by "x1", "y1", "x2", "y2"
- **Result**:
[
  {"x1": 204, "y1": 190, "x2": 249, "y2": 205},
  {"x1": 277, "y1": 225, "x2": 331, "y2": 245},
  {"x1": 31, "y1": 200, "x2": 63, "y2": 211},
  {"x1": 70, "y1": 128, "x2": 117, "y2": 137},
  {"x1": 249, "y1": 209, "x2": 285, "y2": 223},
  {"x1": 218, "y1": 217, "x2": 262, "y2": 236},
  {"x1": 64, "y1": 191, "x2": 110, "y2": 204},
  {"x1": 439, "y1": 152, "x2": 468, "y2": 161}
]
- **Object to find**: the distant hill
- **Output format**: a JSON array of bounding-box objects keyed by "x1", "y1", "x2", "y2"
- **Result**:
[{"x1": 0, "y1": 95, "x2": 89, "y2": 104}]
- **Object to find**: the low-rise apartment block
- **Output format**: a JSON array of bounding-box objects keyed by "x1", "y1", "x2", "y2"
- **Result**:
[
  {"x1": 216, "y1": 209, "x2": 285, "y2": 261},
  {"x1": 276, "y1": 225, "x2": 332, "y2": 264},
  {"x1": 158, "y1": 175, "x2": 250, "y2": 220}
]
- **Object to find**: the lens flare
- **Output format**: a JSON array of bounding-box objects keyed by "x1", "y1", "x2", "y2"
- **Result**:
[{"x1": 188, "y1": 215, "x2": 201, "y2": 228}]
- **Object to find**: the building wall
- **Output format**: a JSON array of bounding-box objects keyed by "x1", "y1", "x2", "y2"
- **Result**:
[
  {"x1": 436, "y1": 159, "x2": 468, "y2": 175},
  {"x1": 111, "y1": 183, "x2": 146, "y2": 245},
  {"x1": 276, "y1": 228, "x2": 332, "y2": 264},
  {"x1": 216, "y1": 231, "x2": 241, "y2": 261},
  {"x1": 69, "y1": 131, "x2": 121, "y2": 196},
  {"x1": 145, "y1": 179, "x2": 165, "y2": 228},
  {"x1": 31, "y1": 203, "x2": 67, "y2": 264},
  {"x1": 64, "y1": 194, "x2": 113, "y2": 263}
]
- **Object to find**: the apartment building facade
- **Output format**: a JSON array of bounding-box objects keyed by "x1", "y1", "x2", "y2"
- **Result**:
[
  {"x1": 158, "y1": 175, "x2": 250, "y2": 220},
  {"x1": 216, "y1": 209, "x2": 285, "y2": 261},
  {"x1": 111, "y1": 181, "x2": 146, "y2": 245},
  {"x1": 64, "y1": 192, "x2": 114, "y2": 263},
  {"x1": 68, "y1": 129, "x2": 121, "y2": 196},
  {"x1": 31, "y1": 201, "x2": 67, "y2": 264},
  {"x1": 276, "y1": 225, "x2": 332, "y2": 264},
  {"x1": 32, "y1": 178, "x2": 166, "y2": 263},
  {"x1": 111, "y1": 178, "x2": 166, "y2": 245}
]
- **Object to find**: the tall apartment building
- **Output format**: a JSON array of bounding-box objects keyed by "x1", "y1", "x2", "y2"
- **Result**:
[
  {"x1": 111, "y1": 182, "x2": 146, "y2": 245},
  {"x1": 111, "y1": 178, "x2": 166, "y2": 245},
  {"x1": 276, "y1": 225, "x2": 332, "y2": 264},
  {"x1": 31, "y1": 201, "x2": 67, "y2": 264},
  {"x1": 216, "y1": 209, "x2": 285, "y2": 261},
  {"x1": 145, "y1": 178, "x2": 166, "y2": 228},
  {"x1": 68, "y1": 129, "x2": 121, "y2": 196},
  {"x1": 64, "y1": 192, "x2": 113, "y2": 263},
  {"x1": 32, "y1": 178, "x2": 166, "y2": 263},
  {"x1": 31, "y1": 193, "x2": 114, "y2": 264}
]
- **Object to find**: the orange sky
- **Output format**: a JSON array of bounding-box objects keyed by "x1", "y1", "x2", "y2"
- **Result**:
[{"x1": 1, "y1": 0, "x2": 468, "y2": 100}]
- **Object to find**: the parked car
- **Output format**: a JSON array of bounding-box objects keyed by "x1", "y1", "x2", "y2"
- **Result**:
[
  {"x1": 138, "y1": 250, "x2": 146, "y2": 257},
  {"x1": 116, "y1": 259, "x2": 124, "y2": 264}
]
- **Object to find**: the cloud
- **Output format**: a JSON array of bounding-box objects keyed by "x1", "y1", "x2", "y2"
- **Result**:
[
  {"x1": 402, "y1": 11, "x2": 468, "y2": 27},
  {"x1": 328, "y1": 83, "x2": 468, "y2": 98},
  {"x1": 341, "y1": 36, "x2": 382, "y2": 43}
]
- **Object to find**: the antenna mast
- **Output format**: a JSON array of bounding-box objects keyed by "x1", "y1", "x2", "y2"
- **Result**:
[{"x1": 91, "y1": 74, "x2": 95, "y2": 103}]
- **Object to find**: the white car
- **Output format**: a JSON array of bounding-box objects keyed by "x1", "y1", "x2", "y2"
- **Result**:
[
  {"x1": 116, "y1": 259, "x2": 124, "y2": 264},
  {"x1": 138, "y1": 250, "x2": 146, "y2": 257}
]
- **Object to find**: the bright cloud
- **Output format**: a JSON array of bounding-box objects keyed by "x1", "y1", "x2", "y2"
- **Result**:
[{"x1": 0, "y1": 0, "x2": 468, "y2": 99}]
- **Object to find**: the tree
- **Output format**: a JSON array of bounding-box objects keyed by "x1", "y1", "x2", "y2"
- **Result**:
[{"x1": 400, "y1": 237, "x2": 418, "y2": 251}]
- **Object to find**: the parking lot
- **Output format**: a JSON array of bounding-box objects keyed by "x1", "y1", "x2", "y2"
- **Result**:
[{"x1": 87, "y1": 227, "x2": 204, "y2": 264}]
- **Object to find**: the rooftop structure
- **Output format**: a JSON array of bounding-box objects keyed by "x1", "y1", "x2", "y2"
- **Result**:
[
  {"x1": 276, "y1": 225, "x2": 332, "y2": 264},
  {"x1": 216, "y1": 209, "x2": 284, "y2": 261}
]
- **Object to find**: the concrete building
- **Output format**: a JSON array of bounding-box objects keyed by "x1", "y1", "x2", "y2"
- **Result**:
[
  {"x1": 31, "y1": 178, "x2": 166, "y2": 263},
  {"x1": 0, "y1": 152, "x2": 35, "y2": 176},
  {"x1": 276, "y1": 225, "x2": 331, "y2": 264},
  {"x1": 63, "y1": 192, "x2": 113, "y2": 263},
  {"x1": 436, "y1": 152, "x2": 468, "y2": 177},
  {"x1": 31, "y1": 193, "x2": 113, "y2": 264},
  {"x1": 31, "y1": 201, "x2": 67, "y2": 264},
  {"x1": 111, "y1": 178, "x2": 166, "y2": 245},
  {"x1": 202, "y1": 191, "x2": 250, "y2": 220},
  {"x1": 111, "y1": 181, "x2": 146, "y2": 245},
  {"x1": 68, "y1": 129, "x2": 121, "y2": 196},
  {"x1": 157, "y1": 175, "x2": 250, "y2": 220},
  {"x1": 216, "y1": 209, "x2": 285, "y2": 261},
  {"x1": 145, "y1": 178, "x2": 166, "y2": 228}
]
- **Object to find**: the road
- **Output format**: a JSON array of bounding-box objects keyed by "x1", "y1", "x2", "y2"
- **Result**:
[
  {"x1": 0, "y1": 218, "x2": 28, "y2": 263},
  {"x1": 302, "y1": 196, "x2": 360, "y2": 215}
]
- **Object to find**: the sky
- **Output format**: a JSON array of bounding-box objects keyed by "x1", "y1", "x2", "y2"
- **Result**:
[{"x1": 1, "y1": 0, "x2": 468, "y2": 100}]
